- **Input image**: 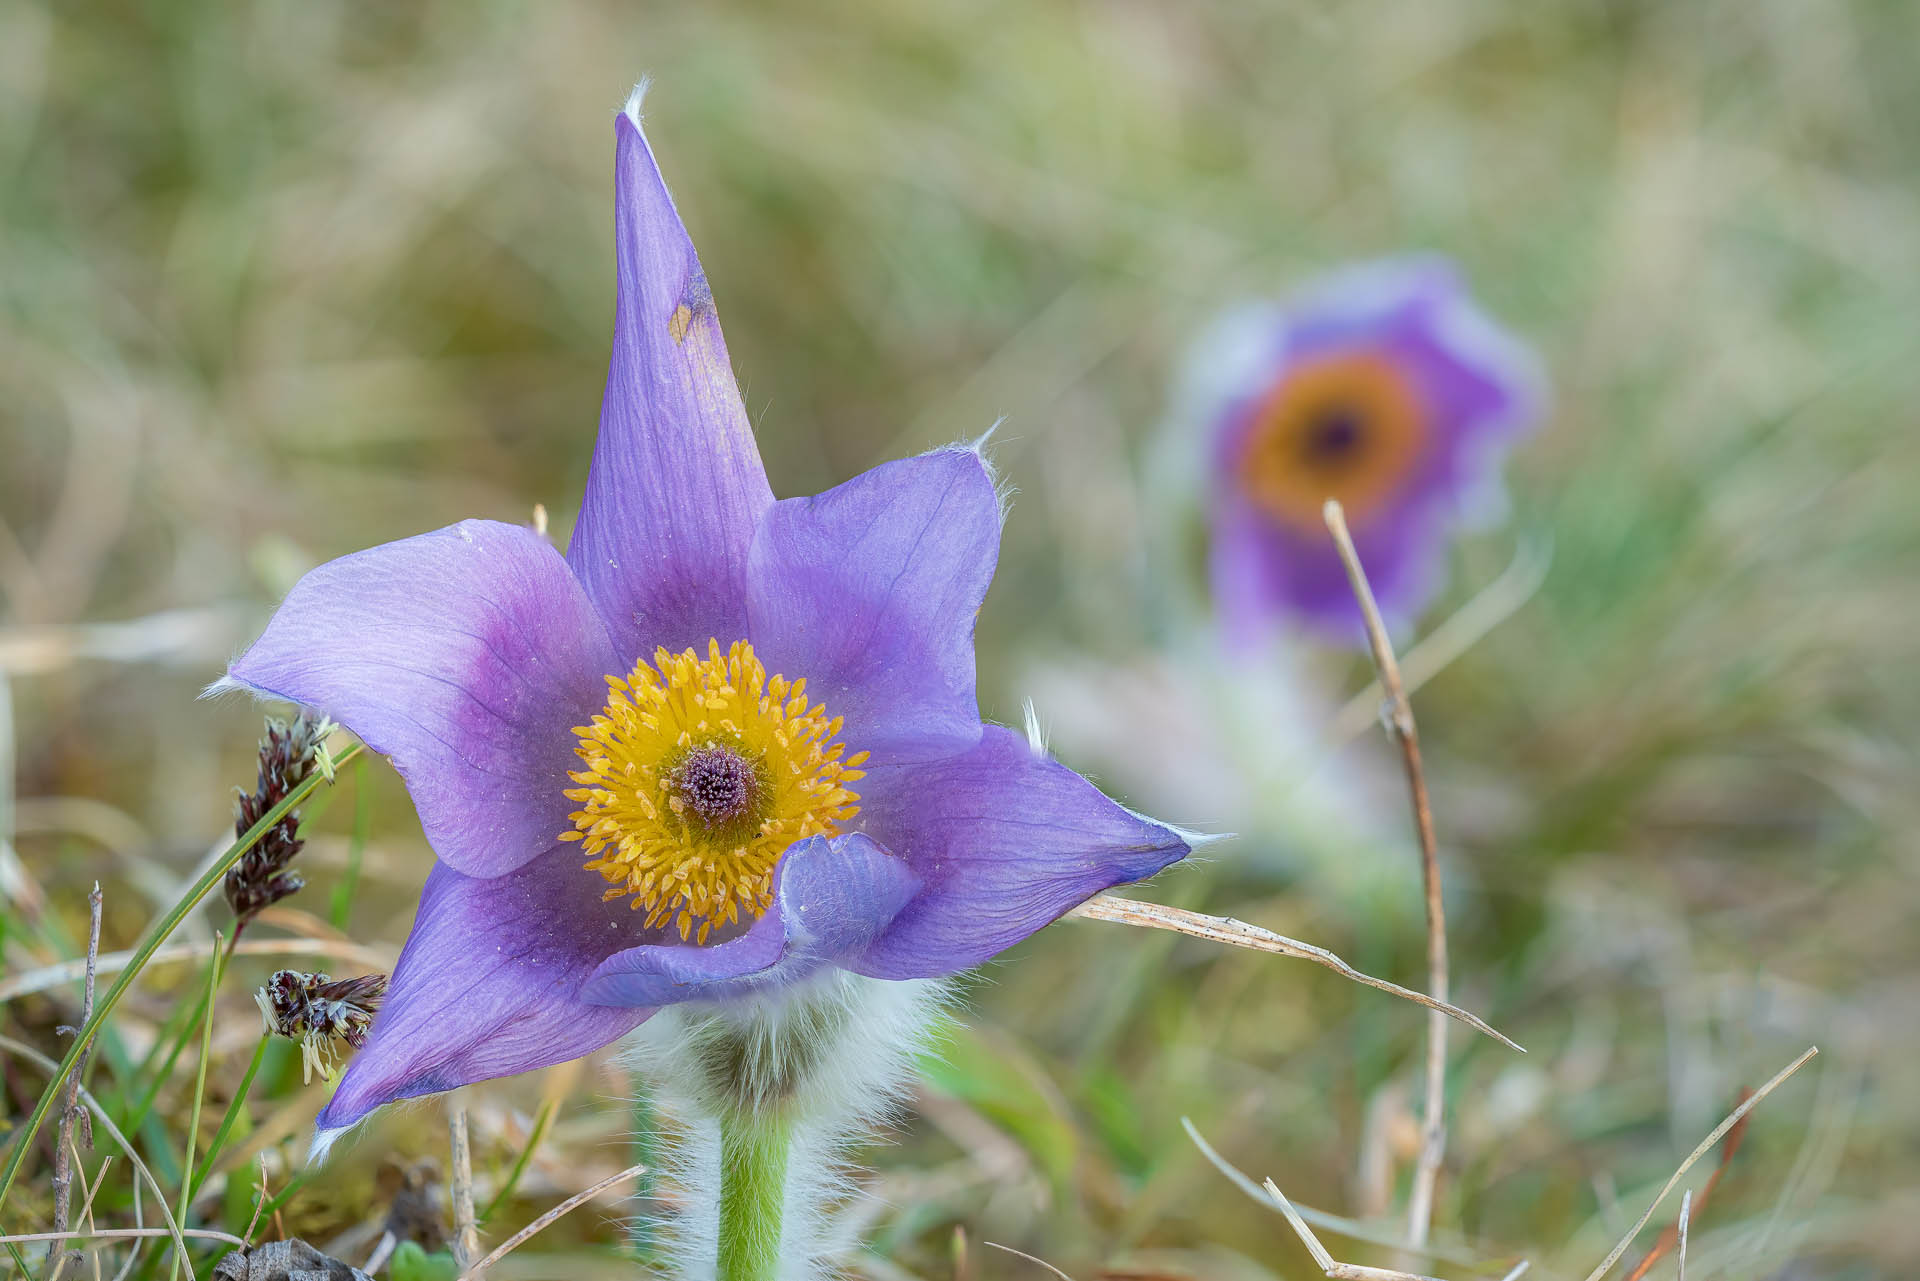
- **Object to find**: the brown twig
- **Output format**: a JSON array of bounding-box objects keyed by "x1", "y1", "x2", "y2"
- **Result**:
[
  {"x1": 1068, "y1": 896, "x2": 1520, "y2": 1052},
  {"x1": 1582, "y1": 1047, "x2": 1818, "y2": 1281},
  {"x1": 448, "y1": 1102, "x2": 481, "y2": 1273},
  {"x1": 1327, "y1": 536, "x2": 1551, "y2": 749},
  {"x1": 45, "y1": 1136, "x2": 97, "y2": 1281},
  {"x1": 242, "y1": 1156, "x2": 271, "y2": 1246},
  {"x1": 48, "y1": 882, "x2": 104, "y2": 1265},
  {"x1": 454, "y1": 1162, "x2": 648, "y2": 1280},
  {"x1": 1322, "y1": 500, "x2": 1450, "y2": 1250},
  {"x1": 1620, "y1": 1088, "x2": 1753, "y2": 1281}
]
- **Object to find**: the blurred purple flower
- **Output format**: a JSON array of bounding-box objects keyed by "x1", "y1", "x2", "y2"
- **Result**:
[
  {"x1": 1195, "y1": 257, "x2": 1544, "y2": 645},
  {"x1": 214, "y1": 99, "x2": 1187, "y2": 1139}
]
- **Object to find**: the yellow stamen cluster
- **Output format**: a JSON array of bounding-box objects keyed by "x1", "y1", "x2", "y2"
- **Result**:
[
  {"x1": 1240, "y1": 350, "x2": 1427, "y2": 531},
  {"x1": 560, "y1": 639, "x2": 866, "y2": 943}
]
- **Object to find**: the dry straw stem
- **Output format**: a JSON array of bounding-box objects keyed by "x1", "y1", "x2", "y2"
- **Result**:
[
  {"x1": 1322, "y1": 498, "x2": 1450, "y2": 1250},
  {"x1": 1068, "y1": 896, "x2": 1519, "y2": 1052},
  {"x1": 0, "y1": 1228, "x2": 247, "y2": 1250},
  {"x1": 0, "y1": 1034, "x2": 194, "y2": 1269},
  {"x1": 0, "y1": 935, "x2": 391, "y2": 1003},
  {"x1": 1262, "y1": 1174, "x2": 1534, "y2": 1281},
  {"x1": 1675, "y1": 1190, "x2": 1690, "y2": 1281},
  {"x1": 1182, "y1": 1117, "x2": 1486, "y2": 1268},
  {"x1": 1619, "y1": 1085, "x2": 1753, "y2": 1281},
  {"x1": 984, "y1": 1241, "x2": 1076, "y2": 1279},
  {"x1": 1327, "y1": 537, "x2": 1550, "y2": 748},
  {"x1": 454, "y1": 1161, "x2": 648, "y2": 1280},
  {"x1": 48, "y1": 880, "x2": 103, "y2": 1263},
  {"x1": 449, "y1": 1102, "x2": 482, "y2": 1272},
  {"x1": 1583, "y1": 1046, "x2": 1819, "y2": 1281}
]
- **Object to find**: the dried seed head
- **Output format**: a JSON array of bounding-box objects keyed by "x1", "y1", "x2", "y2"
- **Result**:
[
  {"x1": 223, "y1": 711, "x2": 334, "y2": 932},
  {"x1": 256, "y1": 969, "x2": 387, "y2": 1083}
]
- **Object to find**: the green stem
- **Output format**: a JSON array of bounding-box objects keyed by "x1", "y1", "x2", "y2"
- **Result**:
[
  {"x1": 190, "y1": 1033, "x2": 271, "y2": 1197},
  {"x1": 173, "y1": 934, "x2": 226, "y2": 1280},
  {"x1": 479, "y1": 1096, "x2": 557, "y2": 1224},
  {"x1": 329, "y1": 755, "x2": 371, "y2": 931},
  {"x1": 715, "y1": 1107, "x2": 791, "y2": 1281},
  {"x1": 126, "y1": 982, "x2": 213, "y2": 1127},
  {"x1": 0, "y1": 741, "x2": 364, "y2": 1212},
  {"x1": 627, "y1": 1083, "x2": 659, "y2": 1263}
]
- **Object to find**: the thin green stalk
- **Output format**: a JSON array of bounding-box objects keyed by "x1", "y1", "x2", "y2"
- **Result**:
[
  {"x1": 715, "y1": 1108, "x2": 791, "y2": 1281},
  {"x1": 125, "y1": 923, "x2": 245, "y2": 1146},
  {"x1": 172, "y1": 934, "x2": 226, "y2": 1280},
  {"x1": 127, "y1": 982, "x2": 212, "y2": 1114},
  {"x1": 0, "y1": 740, "x2": 363, "y2": 1212},
  {"x1": 328, "y1": 755, "x2": 371, "y2": 931},
  {"x1": 478, "y1": 1097, "x2": 557, "y2": 1223},
  {"x1": 189, "y1": 1034, "x2": 270, "y2": 1198}
]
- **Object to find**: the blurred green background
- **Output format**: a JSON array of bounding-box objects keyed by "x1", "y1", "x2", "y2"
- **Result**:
[{"x1": 4, "y1": 0, "x2": 1918, "y2": 1277}]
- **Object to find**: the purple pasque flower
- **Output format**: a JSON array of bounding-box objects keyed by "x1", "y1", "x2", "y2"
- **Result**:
[
  {"x1": 1195, "y1": 257, "x2": 1544, "y2": 646},
  {"x1": 214, "y1": 93, "x2": 1189, "y2": 1140}
]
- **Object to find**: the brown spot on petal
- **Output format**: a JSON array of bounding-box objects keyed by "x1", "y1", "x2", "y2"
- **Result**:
[{"x1": 669, "y1": 303, "x2": 693, "y2": 345}]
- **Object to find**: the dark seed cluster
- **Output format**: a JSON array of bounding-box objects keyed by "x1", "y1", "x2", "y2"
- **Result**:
[
  {"x1": 256, "y1": 969, "x2": 388, "y2": 1081},
  {"x1": 223, "y1": 711, "x2": 334, "y2": 933}
]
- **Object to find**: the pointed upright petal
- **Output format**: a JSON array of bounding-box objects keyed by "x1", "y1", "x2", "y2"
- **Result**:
[
  {"x1": 222, "y1": 520, "x2": 619, "y2": 878},
  {"x1": 568, "y1": 105, "x2": 774, "y2": 658},
  {"x1": 746, "y1": 448, "x2": 999, "y2": 765},
  {"x1": 316, "y1": 845, "x2": 655, "y2": 1133},
  {"x1": 851, "y1": 726, "x2": 1189, "y2": 979},
  {"x1": 581, "y1": 833, "x2": 918, "y2": 1007}
]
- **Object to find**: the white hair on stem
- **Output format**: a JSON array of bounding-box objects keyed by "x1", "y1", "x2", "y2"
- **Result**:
[{"x1": 619, "y1": 973, "x2": 953, "y2": 1281}]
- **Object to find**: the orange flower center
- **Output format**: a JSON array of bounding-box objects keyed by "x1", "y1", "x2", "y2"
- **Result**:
[{"x1": 1237, "y1": 350, "x2": 1427, "y2": 532}]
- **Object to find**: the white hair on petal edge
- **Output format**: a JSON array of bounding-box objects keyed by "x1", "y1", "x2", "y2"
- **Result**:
[
  {"x1": 952, "y1": 421, "x2": 1015, "y2": 527},
  {"x1": 618, "y1": 974, "x2": 954, "y2": 1281},
  {"x1": 1118, "y1": 800, "x2": 1234, "y2": 851},
  {"x1": 306, "y1": 1121, "x2": 354, "y2": 1166},
  {"x1": 623, "y1": 76, "x2": 652, "y2": 128},
  {"x1": 965, "y1": 417, "x2": 1004, "y2": 455},
  {"x1": 1022, "y1": 699, "x2": 1049, "y2": 758},
  {"x1": 198, "y1": 672, "x2": 251, "y2": 702}
]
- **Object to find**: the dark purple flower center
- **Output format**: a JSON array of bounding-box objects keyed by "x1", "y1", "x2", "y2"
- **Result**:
[
  {"x1": 676, "y1": 743, "x2": 760, "y2": 826},
  {"x1": 1302, "y1": 407, "x2": 1367, "y2": 464}
]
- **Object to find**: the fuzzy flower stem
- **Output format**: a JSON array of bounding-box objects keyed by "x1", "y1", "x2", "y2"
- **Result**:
[{"x1": 716, "y1": 1107, "x2": 791, "y2": 1281}]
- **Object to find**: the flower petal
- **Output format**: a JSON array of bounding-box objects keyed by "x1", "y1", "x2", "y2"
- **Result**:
[
  {"x1": 580, "y1": 833, "x2": 919, "y2": 1007},
  {"x1": 1202, "y1": 256, "x2": 1542, "y2": 647},
  {"x1": 316, "y1": 844, "x2": 655, "y2": 1132},
  {"x1": 850, "y1": 726, "x2": 1189, "y2": 979},
  {"x1": 567, "y1": 105, "x2": 774, "y2": 658},
  {"x1": 746, "y1": 447, "x2": 998, "y2": 764},
  {"x1": 224, "y1": 520, "x2": 619, "y2": 878},
  {"x1": 1209, "y1": 493, "x2": 1443, "y2": 646}
]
